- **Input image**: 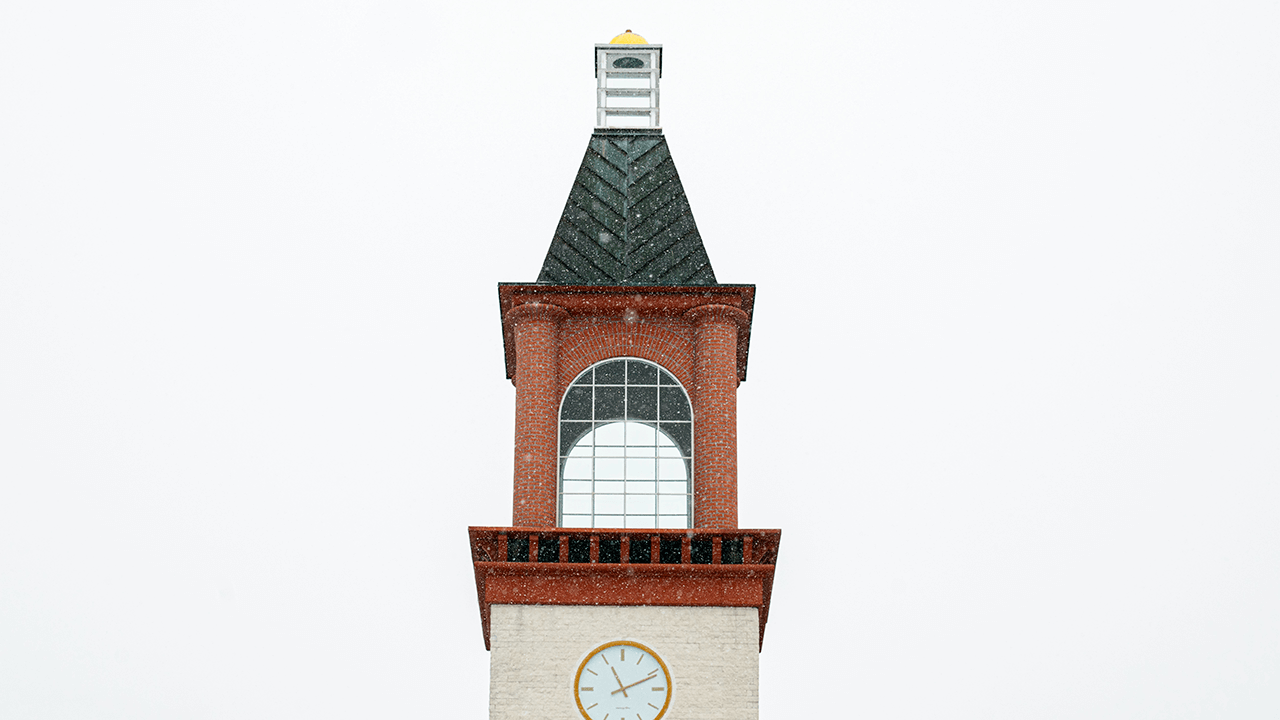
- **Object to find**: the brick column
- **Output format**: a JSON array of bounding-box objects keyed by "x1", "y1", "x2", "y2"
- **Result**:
[
  {"x1": 506, "y1": 302, "x2": 568, "y2": 527},
  {"x1": 684, "y1": 304, "x2": 748, "y2": 529}
]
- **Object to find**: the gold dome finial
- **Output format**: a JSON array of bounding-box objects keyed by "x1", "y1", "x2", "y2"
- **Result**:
[{"x1": 610, "y1": 29, "x2": 648, "y2": 44}]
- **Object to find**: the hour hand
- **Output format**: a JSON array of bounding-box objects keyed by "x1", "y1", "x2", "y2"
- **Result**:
[{"x1": 610, "y1": 666, "x2": 628, "y2": 697}]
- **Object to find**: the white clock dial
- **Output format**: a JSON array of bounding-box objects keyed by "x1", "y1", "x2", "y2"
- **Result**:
[{"x1": 574, "y1": 640, "x2": 672, "y2": 720}]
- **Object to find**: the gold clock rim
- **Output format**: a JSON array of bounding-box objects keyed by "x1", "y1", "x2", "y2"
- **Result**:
[{"x1": 573, "y1": 640, "x2": 673, "y2": 720}]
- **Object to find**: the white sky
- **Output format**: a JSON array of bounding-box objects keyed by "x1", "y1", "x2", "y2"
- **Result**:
[{"x1": 2, "y1": 1, "x2": 1278, "y2": 718}]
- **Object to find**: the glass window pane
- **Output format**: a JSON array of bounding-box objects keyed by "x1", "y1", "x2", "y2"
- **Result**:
[
  {"x1": 611, "y1": 55, "x2": 647, "y2": 69},
  {"x1": 561, "y1": 422, "x2": 592, "y2": 456},
  {"x1": 627, "y1": 385, "x2": 657, "y2": 421},
  {"x1": 657, "y1": 515, "x2": 688, "y2": 529},
  {"x1": 595, "y1": 515, "x2": 624, "y2": 528},
  {"x1": 626, "y1": 423, "x2": 656, "y2": 446},
  {"x1": 561, "y1": 386, "x2": 593, "y2": 420},
  {"x1": 626, "y1": 515, "x2": 657, "y2": 529},
  {"x1": 659, "y1": 387, "x2": 691, "y2": 421},
  {"x1": 659, "y1": 481, "x2": 688, "y2": 495},
  {"x1": 625, "y1": 480, "x2": 655, "y2": 494},
  {"x1": 596, "y1": 458, "x2": 624, "y2": 479},
  {"x1": 595, "y1": 445, "x2": 624, "y2": 457},
  {"x1": 625, "y1": 442, "x2": 656, "y2": 458},
  {"x1": 594, "y1": 480, "x2": 624, "y2": 495},
  {"x1": 563, "y1": 515, "x2": 593, "y2": 528},
  {"x1": 594, "y1": 422, "x2": 625, "y2": 446},
  {"x1": 626, "y1": 457, "x2": 656, "y2": 480},
  {"x1": 658, "y1": 458, "x2": 687, "y2": 480},
  {"x1": 562, "y1": 495, "x2": 592, "y2": 514},
  {"x1": 661, "y1": 422, "x2": 691, "y2": 456},
  {"x1": 627, "y1": 360, "x2": 658, "y2": 385},
  {"x1": 595, "y1": 494, "x2": 624, "y2": 514},
  {"x1": 563, "y1": 480, "x2": 592, "y2": 494},
  {"x1": 657, "y1": 444, "x2": 682, "y2": 458},
  {"x1": 626, "y1": 494, "x2": 655, "y2": 515},
  {"x1": 658, "y1": 494, "x2": 688, "y2": 514},
  {"x1": 659, "y1": 370, "x2": 678, "y2": 386},
  {"x1": 595, "y1": 386, "x2": 625, "y2": 420},
  {"x1": 595, "y1": 360, "x2": 625, "y2": 384},
  {"x1": 563, "y1": 458, "x2": 592, "y2": 479}
]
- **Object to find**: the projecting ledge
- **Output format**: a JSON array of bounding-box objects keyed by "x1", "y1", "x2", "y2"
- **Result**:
[{"x1": 467, "y1": 527, "x2": 780, "y2": 650}]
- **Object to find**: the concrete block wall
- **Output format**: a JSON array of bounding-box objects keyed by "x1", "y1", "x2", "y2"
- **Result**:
[{"x1": 489, "y1": 604, "x2": 759, "y2": 720}]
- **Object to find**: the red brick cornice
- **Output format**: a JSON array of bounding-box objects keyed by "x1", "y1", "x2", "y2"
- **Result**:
[
  {"x1": 683, "y1": 303, "x2": 749, "y2": 332},
  {"x1": 499, "y1": 283, "x2": 754, "y2": 318},
  {"x1": 497, "y1": 284, "x2": 756, "y2": 382},
  {"x1": 503, "y1": 302, "x2": 568, "y2": 325}
]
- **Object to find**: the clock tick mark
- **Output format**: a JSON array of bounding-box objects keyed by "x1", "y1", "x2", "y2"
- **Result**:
[{"x1": 586, "y1": 668, "x2": 598, "y2": 675}]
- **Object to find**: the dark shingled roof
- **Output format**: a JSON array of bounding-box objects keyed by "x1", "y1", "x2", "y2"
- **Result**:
[{"x1": 538, "y1": 130, "x2": 717, "y2": 286}]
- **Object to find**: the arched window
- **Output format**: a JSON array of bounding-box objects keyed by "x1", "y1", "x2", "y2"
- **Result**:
[{"x1": 558, "y1": 358, "x2": 693, "y2": 529}]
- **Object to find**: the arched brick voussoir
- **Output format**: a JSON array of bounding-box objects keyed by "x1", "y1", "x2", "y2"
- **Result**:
[{"x1": 558, "y1": 319, "x2": 697, "y2": 392}]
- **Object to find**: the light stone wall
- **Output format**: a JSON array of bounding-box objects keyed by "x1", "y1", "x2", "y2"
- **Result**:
[{"x1": 489, "y1": 604, "x2": 759, "y2": 720}]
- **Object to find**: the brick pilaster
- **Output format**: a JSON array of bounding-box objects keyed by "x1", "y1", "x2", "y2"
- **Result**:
[
  {"x1": 507, "y1": 302, "x2": 568, "y2": 527},
  {"x1": 684, "y1": 304, "x2": 748, "y2": 528}
]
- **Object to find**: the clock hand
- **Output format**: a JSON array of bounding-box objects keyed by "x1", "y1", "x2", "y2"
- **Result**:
[
  {"x1": 610, "y1": 666, "x2": 628, "y2": 698},
  {"x1": 610, "y1": 671, "x2": 659, "y2": 695}
]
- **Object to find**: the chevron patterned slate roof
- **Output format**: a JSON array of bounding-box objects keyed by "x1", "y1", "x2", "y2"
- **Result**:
[{"x1": 537, "y1": 130, "x2": 717, "y2": 286}]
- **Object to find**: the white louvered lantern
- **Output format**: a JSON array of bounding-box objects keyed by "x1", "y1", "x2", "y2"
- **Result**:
[{"x1": 595, "y1": 30, "x2": 662, "y2": 129}]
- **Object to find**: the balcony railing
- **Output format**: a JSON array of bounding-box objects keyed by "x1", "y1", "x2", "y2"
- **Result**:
[
  {"x1": 467, "y1": 526, "x2": 782, "y2": 649},
  {"x1": 469, "y1": 527, "x2": 780, "y2": 567}
]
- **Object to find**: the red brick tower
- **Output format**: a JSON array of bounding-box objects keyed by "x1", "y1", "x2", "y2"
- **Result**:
[{"x1": 470, "y1": 32, "x2": 780, "y2": 720}]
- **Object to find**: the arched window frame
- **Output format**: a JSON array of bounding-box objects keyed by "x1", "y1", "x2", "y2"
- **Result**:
[{"x1": 557, "y1": 357, "x2": 694, "y2": 529}]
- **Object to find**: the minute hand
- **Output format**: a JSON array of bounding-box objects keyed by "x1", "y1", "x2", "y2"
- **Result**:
[{"x1": 611, "y1": 672, "x2": 658, "y2": 695}]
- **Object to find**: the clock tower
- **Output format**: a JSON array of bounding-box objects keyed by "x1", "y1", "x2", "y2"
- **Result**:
[{"x1": 469, "y1": 31, "x2": 781, "y2": 720}]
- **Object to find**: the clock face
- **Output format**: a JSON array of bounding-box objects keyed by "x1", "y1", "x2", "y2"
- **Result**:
[{"x1": 574, "y1": 641, "x2": 672, "y2": 720}]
